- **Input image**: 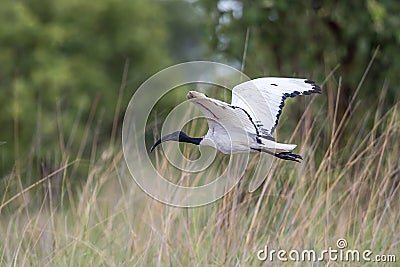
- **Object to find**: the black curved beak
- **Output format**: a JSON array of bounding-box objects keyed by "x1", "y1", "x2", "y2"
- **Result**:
[
  {"x1": 150, "y1": 140, "x2": 160, "y2": 152},
  {"x1": 150, "y1": 138, "x2": 163, "y2": 152},
  {"x1": 150, "y1": 131, "x2": 203, "y2": 152},
  {"x1": 150, "y1": 131, "x2": 181, "y2": 152}
]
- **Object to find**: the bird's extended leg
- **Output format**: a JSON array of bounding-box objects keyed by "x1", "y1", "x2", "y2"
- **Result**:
[{"x1": 275, "y1": 152, "x2": 302, "y2": 163}]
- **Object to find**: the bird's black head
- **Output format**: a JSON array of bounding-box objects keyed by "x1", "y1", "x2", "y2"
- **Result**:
[{"x1": 150, "y1": 131, "x2": 203, "y2": 152}]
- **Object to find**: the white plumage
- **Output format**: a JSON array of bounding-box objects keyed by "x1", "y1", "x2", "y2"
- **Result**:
[{"x1": 151, "y1": 77, "x2": 321, "y2": 162}]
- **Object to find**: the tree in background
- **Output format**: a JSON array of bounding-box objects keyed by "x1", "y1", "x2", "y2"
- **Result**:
[
  {"x1": 0, "y1": 0, "x2": 172, "y2": 177},
  {"x1": 201, "y1": 0, "x2": 400, "y2": 111}
]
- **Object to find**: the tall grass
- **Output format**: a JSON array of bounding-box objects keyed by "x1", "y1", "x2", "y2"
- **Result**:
[{"x1": 1, "y1": 70, "x2": 399, "y2": 266}]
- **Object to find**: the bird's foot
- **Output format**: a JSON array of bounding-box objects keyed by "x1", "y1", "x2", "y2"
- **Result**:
[{"x1": 275, "y1": 152, "x2": 302, "y2": 163}]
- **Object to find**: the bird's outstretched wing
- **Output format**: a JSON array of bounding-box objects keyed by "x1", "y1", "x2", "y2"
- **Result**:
[
  {"x1": 187, "y1": 91, "x2": 258, "y2": 139},
  {"x1": 231, "y1": 78, "x2": 321, "y2": 135}
]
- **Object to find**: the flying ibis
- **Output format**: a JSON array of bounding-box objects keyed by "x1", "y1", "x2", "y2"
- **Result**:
[{"x1": 151, "y1": 78, "x2": 321, "y2": 162}]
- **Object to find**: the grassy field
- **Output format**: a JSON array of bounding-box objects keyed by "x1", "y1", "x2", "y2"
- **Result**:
[{"x1": 1, "y1": 74, "x2": 399, "y2": 266}]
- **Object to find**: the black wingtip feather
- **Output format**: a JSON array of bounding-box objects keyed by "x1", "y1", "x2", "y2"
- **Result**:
[
  {"x1": 304, "y1": 79, "x2": 322, "y2": 94},
  {"x1": 270, "y1": 79, "x2": 321, "y2": 135}
]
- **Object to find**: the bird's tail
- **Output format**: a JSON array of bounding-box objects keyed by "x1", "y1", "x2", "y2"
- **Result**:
[
  {"x1": 258, "y1": 142, "x2": 297, "y2": 153},
  {"x1": 274, "y1": 143, "x2": 297, "y2": 152}
]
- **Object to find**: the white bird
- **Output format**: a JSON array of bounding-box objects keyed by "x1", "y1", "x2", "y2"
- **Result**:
[{"x1": 151, "y1": 78, "x2": 321, "y2": 162}]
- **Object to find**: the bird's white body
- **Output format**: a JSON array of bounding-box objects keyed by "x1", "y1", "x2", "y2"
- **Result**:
[
  {"x1": 187, "y1": 78, "x2": 321, "y2": 156},
  {"x1": 200, "y1": 134, "x2": 294, "y2": 154}
]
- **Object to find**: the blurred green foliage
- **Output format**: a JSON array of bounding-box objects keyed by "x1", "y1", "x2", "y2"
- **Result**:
[
  {"x1": 1, "y1": 0, "x2": 400, "y2": 179},
  {"x1": 0, "y1": 0, "x2": 174, "y2": 175},
  {"x1": 202, "y1": 0, "x2": 400, "y2": 105}
]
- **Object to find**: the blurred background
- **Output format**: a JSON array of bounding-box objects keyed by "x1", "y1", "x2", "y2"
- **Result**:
[
  {"x1": 0, "y1": 0, "x2": 399, "y2": 265},
  {"x1": 1, "y1": 0, "x2": 399, "y2": 179}
]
